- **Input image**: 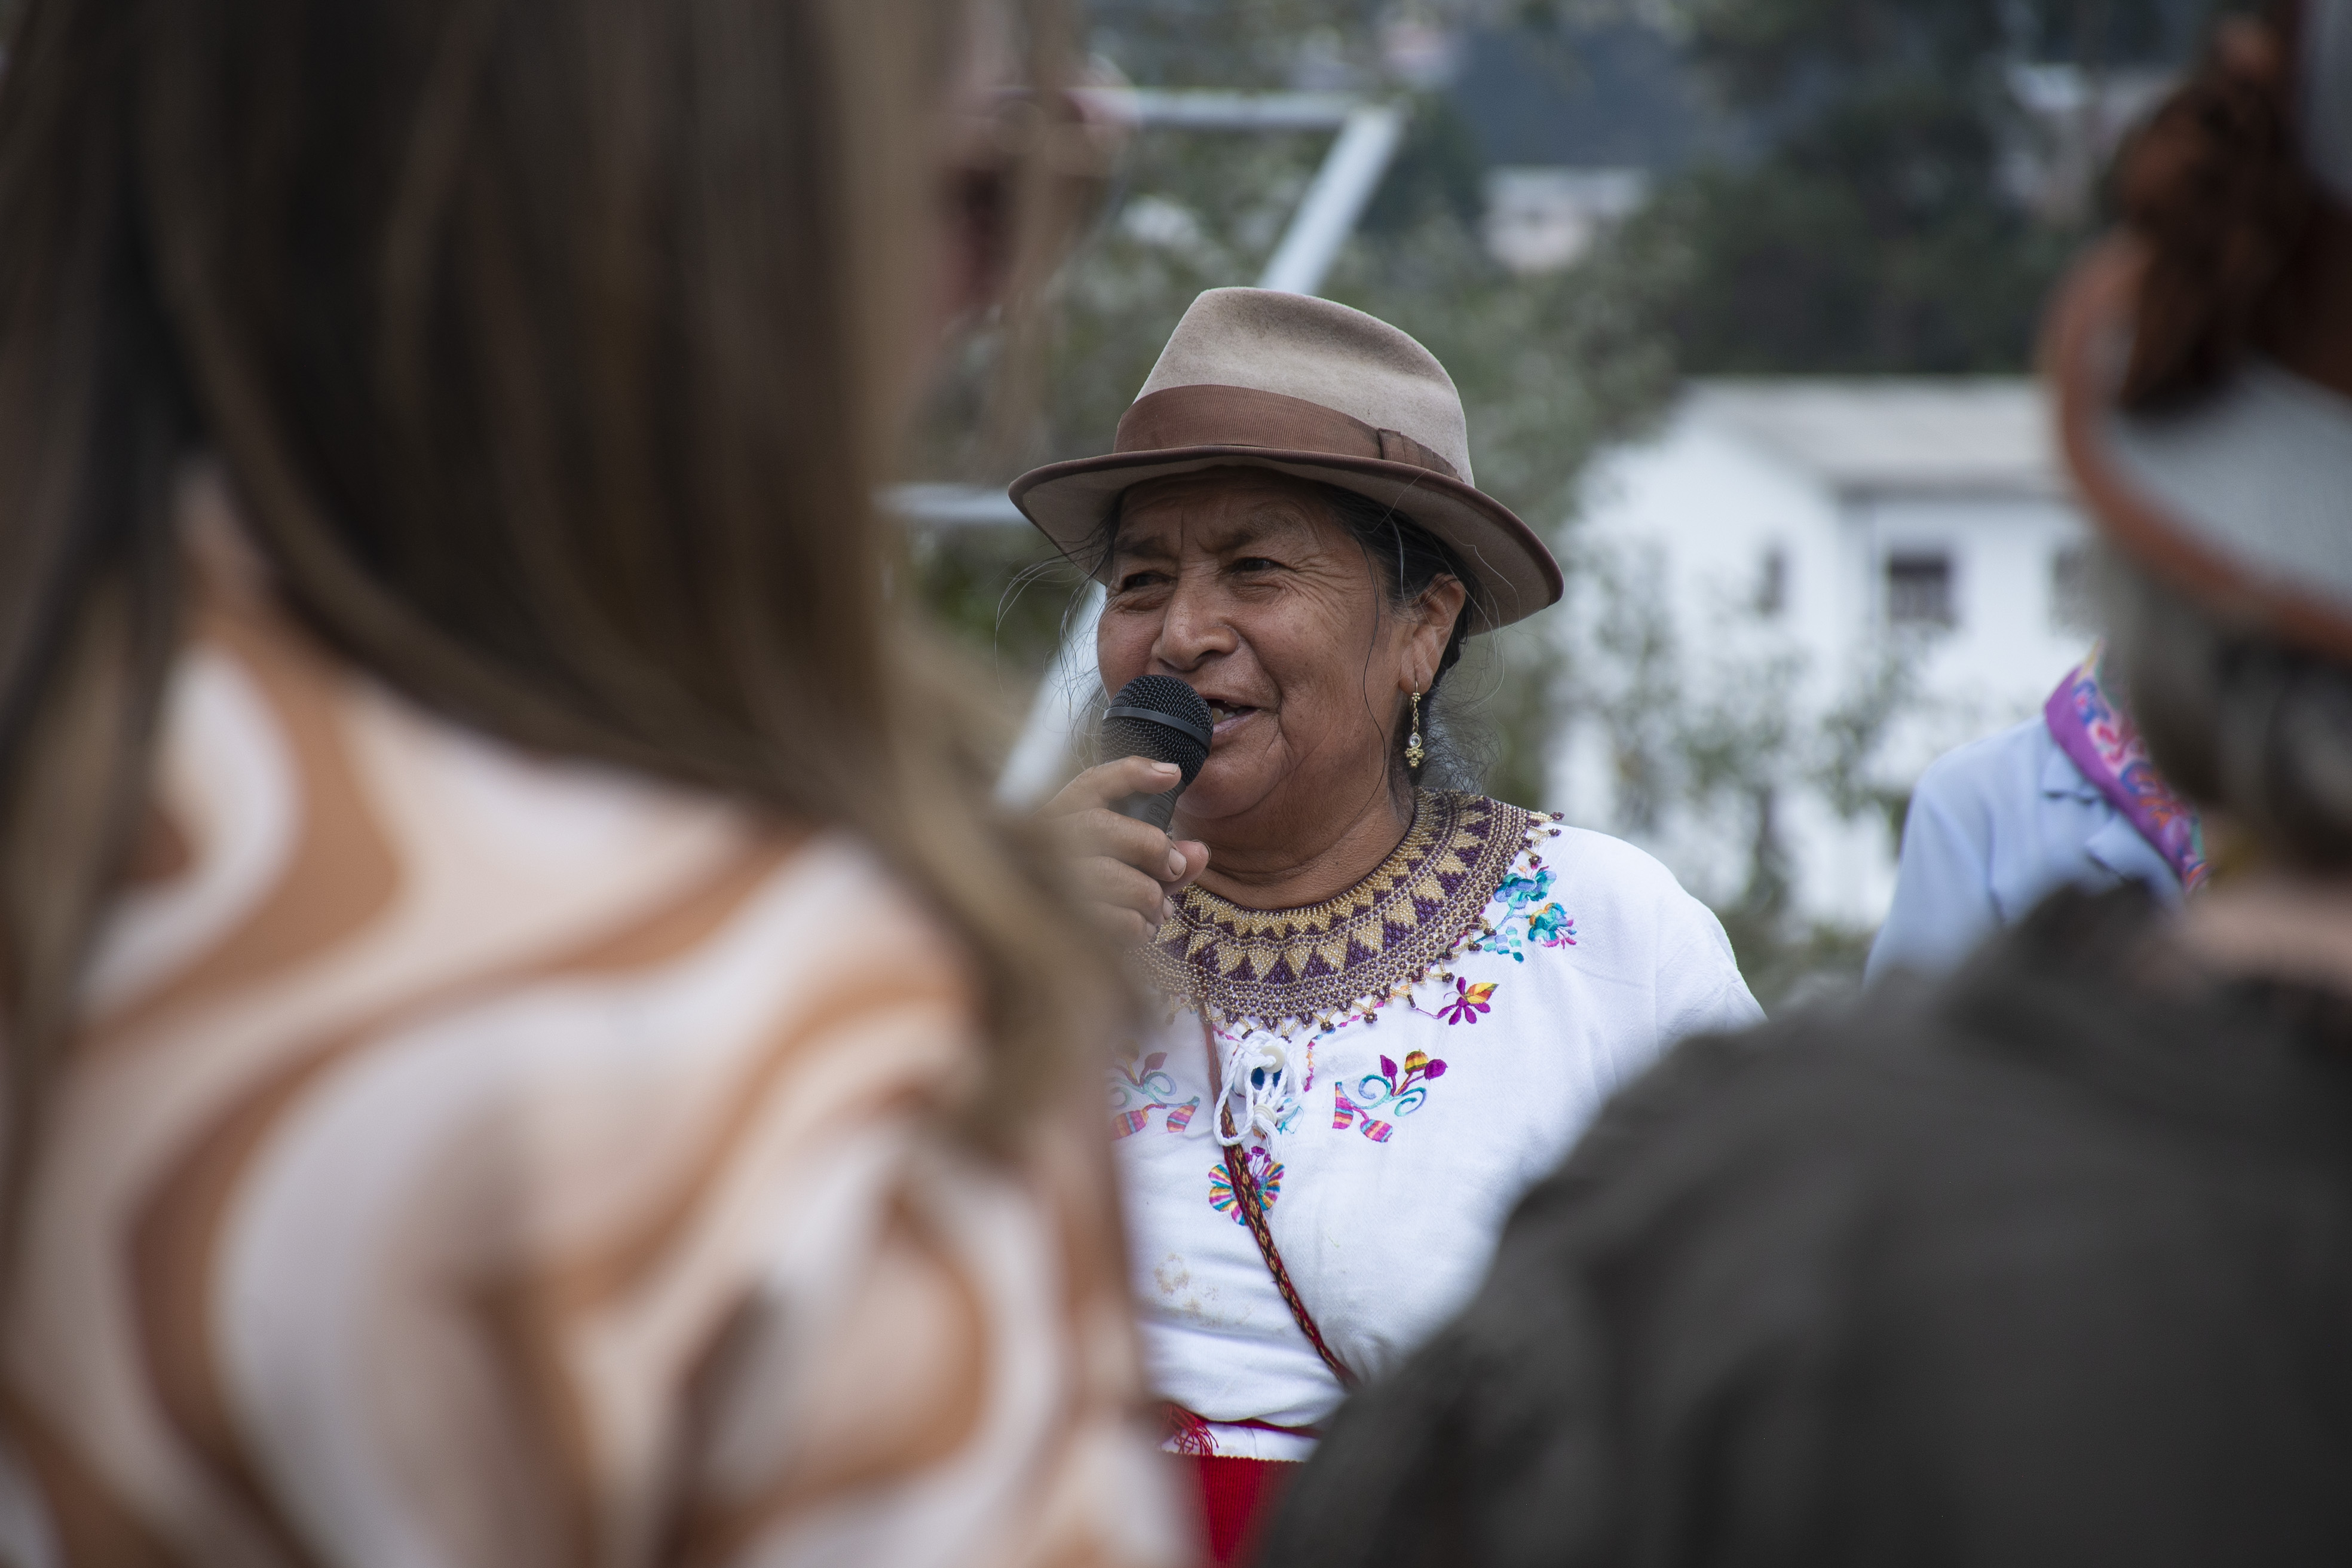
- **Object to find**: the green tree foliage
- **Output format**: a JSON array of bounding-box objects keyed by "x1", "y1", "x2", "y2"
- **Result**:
[
  {"x1": 1560, "y1": 0, "x2": 2204, "y2": 373},
  {"x1": 1634, "y1": 100, "x2": 2077, "y2": 372}
]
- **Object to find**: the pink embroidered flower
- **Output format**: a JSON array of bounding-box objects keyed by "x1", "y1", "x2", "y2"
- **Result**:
[
  {"x1": 1435, "y1": 978, "x2": 1496, "y2": 1024},
  {"x1": 1207, "y1": 1147, "x2": 1284, "y2": 1223},
  {"x1": 1336, "y1": 1050, "x2": 1449, "y2": 1140}
]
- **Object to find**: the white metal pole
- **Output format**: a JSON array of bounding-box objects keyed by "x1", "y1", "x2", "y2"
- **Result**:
[{"x1": 1256, "y1": 103, "x2": 1406, "y2": 296}]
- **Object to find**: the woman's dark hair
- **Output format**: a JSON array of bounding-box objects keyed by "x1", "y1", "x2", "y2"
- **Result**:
[
  {"x1": 1318, "y1": 483, "x2": 1486, "y2": 792},
  {"x1": 2113, "y1": 5, "x2": 2316, "y2": 409},
  {"x1": 0, "y1": 0, "x2": 1102, "y2": 1227},
  {"x1": 1086, "y1": 472, "x2": 1488, "y2": 794}
]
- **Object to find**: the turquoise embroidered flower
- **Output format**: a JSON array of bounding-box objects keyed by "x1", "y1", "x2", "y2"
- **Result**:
[
  {"x1": 1487, "y1": 865, "x2": 1579, "y2": 960},
  {"x1": 1494, "y1": 868, "x2": 1554, "y2": 911},
  {"x1": 1527, "y1": 902, "x2": 1578, "y2": 948}
]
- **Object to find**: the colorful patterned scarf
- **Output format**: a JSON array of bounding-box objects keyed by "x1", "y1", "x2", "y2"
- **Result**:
[{"x1": 2042, "y1": 642, "x2": 2207, "y2": 892}]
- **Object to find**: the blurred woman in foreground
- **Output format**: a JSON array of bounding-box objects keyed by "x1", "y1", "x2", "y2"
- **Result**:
[
  {"x1": 0, "y1": 1, "x2": 1181, "y2": 1564},
  {"x1": 1266, "y1": 5, "x2": 2352, "y2": 1562}
]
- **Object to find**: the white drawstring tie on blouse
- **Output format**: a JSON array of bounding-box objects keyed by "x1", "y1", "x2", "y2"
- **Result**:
[{"x1": 1201, "y1": 1030, "x2": 1300, "y2": 1147}]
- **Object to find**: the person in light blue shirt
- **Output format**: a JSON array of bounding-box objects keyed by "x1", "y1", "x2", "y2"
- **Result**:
[{"x1": 1867, "y1": 644, "x2": 2206, "y2": 984}]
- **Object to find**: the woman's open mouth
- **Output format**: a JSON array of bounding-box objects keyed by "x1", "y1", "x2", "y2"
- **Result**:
[{"x1": 1204, "y1": 700, "x2": 1258, "y2": 739}]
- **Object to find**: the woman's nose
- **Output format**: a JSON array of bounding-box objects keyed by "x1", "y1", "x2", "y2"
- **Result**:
[{"x1": 1152, "y1": 573, "x2": 1237, "y2": 669}]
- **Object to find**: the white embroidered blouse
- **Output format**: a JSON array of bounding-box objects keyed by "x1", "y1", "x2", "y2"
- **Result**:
[{"x1": 1113, "y1": 791, "x2": 1762, "y2": 1459}]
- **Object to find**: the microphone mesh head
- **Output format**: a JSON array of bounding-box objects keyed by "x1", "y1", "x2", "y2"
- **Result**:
[{"x1": 1100, "y1": 675, "x2": 1212, "y2": 786}]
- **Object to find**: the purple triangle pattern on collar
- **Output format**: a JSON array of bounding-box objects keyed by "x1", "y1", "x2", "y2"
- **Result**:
[
  {"x1": 2042, "y1": 642, "x2": 2207, "y2": 892},
  {"x1": 1137, "y1": 790, "x2": 1542, "y2": 1035}
]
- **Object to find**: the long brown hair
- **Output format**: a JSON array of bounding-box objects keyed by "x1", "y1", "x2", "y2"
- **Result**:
[{"x1": 0, "y1": 0, "x2": 1108, "y2": 1197}]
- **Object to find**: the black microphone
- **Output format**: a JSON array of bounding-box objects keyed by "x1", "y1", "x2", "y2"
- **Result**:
[{"x1": 1099, "y1": 675, "x2": 1213, "y2": 831}]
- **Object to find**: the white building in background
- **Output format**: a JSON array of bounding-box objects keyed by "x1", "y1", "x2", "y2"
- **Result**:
[{"x1": 1549, "y1": 379, "x2": 2098, "y2": 930}]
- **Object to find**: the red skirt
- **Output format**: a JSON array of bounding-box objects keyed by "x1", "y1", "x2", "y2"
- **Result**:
[{"x1": 1182, "y1": 1454, "x2": 1300, "y2": 1567}]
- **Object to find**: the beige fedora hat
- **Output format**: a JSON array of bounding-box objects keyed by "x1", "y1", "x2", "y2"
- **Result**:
[{"x1": 1010, "y1": 287, "x2": 1562, "y2": 631}]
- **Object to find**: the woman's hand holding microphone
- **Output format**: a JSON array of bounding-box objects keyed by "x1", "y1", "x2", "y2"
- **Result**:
[{"x1": 1045, "y1": 757, "x2": 1211, "y2": 948}]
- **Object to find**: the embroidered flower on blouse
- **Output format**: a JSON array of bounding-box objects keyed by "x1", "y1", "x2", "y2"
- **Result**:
[
  {"x1": 1430, "y1": 978, "x2": 1496, "y2": 1025},
  {"x1": 1494, "y1": 868, "x2": 1551, "y2": 911},
  {"x1": 1526, "y1": 903, "x2": 1577, "y2": 948},
  {"x1": 1206, "y1": 1147, "x2": 1284, "y2": 1223},
  {"x1": 1332, "y1": 1049, "x2": 1447, "y2": 1142},
  {"x1": 1481, "y1": 862, "x2": 1582, "y2": 962},
  {"x1": 1110, "y1": 1048, "x2": 1199, "y2": 1139}
]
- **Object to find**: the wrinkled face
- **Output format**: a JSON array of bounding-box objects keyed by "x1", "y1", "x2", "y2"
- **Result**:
[{"x1": 1096, "y1": 468, "x2": 1426, "y2": 838}]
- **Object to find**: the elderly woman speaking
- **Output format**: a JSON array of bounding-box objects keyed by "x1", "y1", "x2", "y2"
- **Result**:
[{"x1": 1016, "y1": 289, "x2": 1760, "y2": 1558}]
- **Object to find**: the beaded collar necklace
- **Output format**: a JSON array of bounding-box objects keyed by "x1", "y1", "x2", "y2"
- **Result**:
[{"x1": 1137, "y1": 789, "x2": 1546, "y2": 1036}]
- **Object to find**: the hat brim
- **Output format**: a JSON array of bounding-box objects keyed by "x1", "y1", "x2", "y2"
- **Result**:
[
  {"x1": 1010, "y1": 446, "x2": 1563, "y2": 634},
  {"x1": 2047, "y1": 241, "x2": 2352, "y2": 663}
]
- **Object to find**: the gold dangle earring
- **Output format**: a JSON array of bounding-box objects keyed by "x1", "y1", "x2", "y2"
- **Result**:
[{"x1": 1405, "y1": 690, "x2": 1426, "y2": 768}]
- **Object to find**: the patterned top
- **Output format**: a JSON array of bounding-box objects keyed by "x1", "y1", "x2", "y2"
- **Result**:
[
  {"x1": 2042, "y1": 642, "x2": 2207, "y2": 891},
  {"x1": 0, "y1": 482, "x2": 1184, "y2": 1568},
  {"x1": 1112, "y1": 802, "x2": 1762, "y2": 1461},
  {"x1": 1137, "y1": 792, "x2": 1536, "y2": 1034}
]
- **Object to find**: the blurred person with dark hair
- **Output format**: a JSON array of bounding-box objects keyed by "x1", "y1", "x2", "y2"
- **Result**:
[
  {"x1": 1261, "y1": 5, "x2": 2352, "y2": 1563},
  {"x1": 0, "y1": 1, "x2": 1186, "y2": 1565}
]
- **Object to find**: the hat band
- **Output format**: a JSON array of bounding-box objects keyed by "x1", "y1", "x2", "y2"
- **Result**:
[{"x1": 1113, "y1": 384, "x2": 1462, "y2": 480}]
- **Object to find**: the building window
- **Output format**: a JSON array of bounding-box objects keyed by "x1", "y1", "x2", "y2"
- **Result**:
[
  {"x1": 1885, "y1": 550, "x2": 1955, "y2": 627},
  {"x1": 1756, "y1": 546, "x2": 1788, "y2": 617},
  {"x1": 2051, "y1": 542, "x2": 2097, "y2": 632}
]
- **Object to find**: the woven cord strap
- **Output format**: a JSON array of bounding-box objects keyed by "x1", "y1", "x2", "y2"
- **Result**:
[
  {"x1": 1221, "y1": 1141, "x2": 1357, "y2": 1388},
  {"x1": 1205, "y1": 1018, "x2": 1358, "y2": 1389}
]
